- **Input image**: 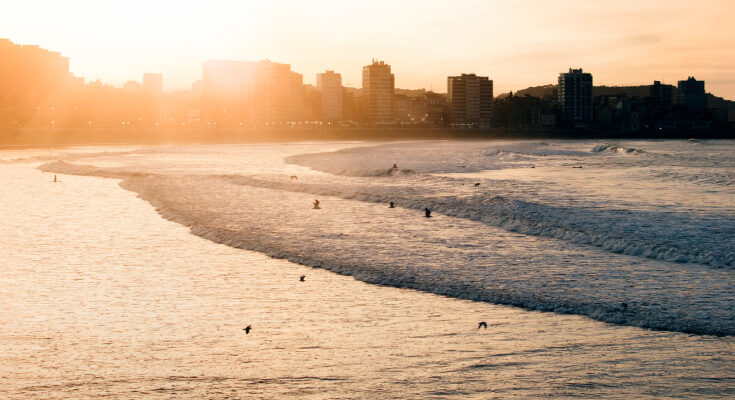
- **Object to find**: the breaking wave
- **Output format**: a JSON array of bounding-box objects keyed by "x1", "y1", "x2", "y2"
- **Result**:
[
  {"x1": 37, "y1": 151, "x2": 735, "y2": 336},
  {"x1": 226, "y1": 175, "x2": 733, "y2": 269},
  {"x1": 591, "y1": 143, "x2": 646, "y2": 154}
]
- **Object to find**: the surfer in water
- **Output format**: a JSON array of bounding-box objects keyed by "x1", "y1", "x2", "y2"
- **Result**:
[
  {"x1": 53, "y1": 175, "x2": 58, "y2": 183},
  {"x1": 313, "y1": 199, "x2": 320, "y2": 209},
  {"x1": 424, "y1": 208, "x2": 431, "y2": 218},
  {"x1": 389, "y1": 201, "x2": 395, "y2": 208}
]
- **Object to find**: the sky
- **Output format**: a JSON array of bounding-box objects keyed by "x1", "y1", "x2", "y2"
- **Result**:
[{"x1": 2, "y1": 0, "x2": 734, "y2": 99}]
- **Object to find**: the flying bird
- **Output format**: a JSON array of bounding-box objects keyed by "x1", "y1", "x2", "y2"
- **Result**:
[
  {"x1": 290, "y1": 175, "x2": 298, "y2": 180},
  {"x1": 478, "y1": 321, "x2": 487, "y2": 329},
  {"x1": 243, "y1": 325, "x2": 252, "y2": 334},
  {"x1": 474, "y1": 182, "x2": 480, "y2": 187}
]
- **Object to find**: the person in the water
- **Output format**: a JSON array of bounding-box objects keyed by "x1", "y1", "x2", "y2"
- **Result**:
[
  {"x1": 389, "y1": 201, "x2": 395, "y2": 208},
  {"x1": 313, "y1": 199, "x2": 320, "y2": 209},
  {"x1": 424, "y1": 208, "x2": 431, "y2": 218}
]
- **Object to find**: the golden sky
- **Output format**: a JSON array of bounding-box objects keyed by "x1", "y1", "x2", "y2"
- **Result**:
[{"x1": 2, "y1": 0, "x2": 734, "y2": 98}]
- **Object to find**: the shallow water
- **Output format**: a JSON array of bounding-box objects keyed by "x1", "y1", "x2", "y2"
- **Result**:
[{"x1": 2, "y1": 141, "x2": 734, "y2": 398}]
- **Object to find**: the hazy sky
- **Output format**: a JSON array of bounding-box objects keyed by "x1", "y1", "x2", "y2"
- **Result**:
[{"x1": 2, "y1": 0, "x2": 734, "y2": 98}]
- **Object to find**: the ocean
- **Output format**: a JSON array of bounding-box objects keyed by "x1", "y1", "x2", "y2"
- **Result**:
[{"x1": 1, "y1": 139, "x2": 733, "y2": 398}]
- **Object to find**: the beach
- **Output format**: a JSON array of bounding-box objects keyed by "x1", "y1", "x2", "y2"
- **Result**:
[{"x1": 1, "y1": 140, "x2": 733, "y2": 398}]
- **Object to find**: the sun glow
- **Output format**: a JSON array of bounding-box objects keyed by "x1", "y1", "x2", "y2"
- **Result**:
[{"x1": 1, "y1": 0, "x2": 734, "y2": 97}]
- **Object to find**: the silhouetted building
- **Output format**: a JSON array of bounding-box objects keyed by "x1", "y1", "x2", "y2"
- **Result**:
[
  {"x1": 678, "y1": 76, "x2": 706, "y2": 110},
  {"x1": 558, "y1": 68, "x2": 593, "y2": 126},
  {"x1": 447, "y1": 73, "x2": 493, "y2": 129},
  {"x1": 493, "y1": 92, "x2": 556, "y2": 130},
  {"x1": 649, "y1": 81, "x2": 674, "y2": 109},
  {"x1": 316, "y1": 70, "x2": 342, "y2": 121},
  {"x1": 341, "y1": 87, "x2": 356, "y2": 122},
  {"x1": 362, "y1": 60, "x2": 394, "y2": 125},
  {"x1": 202, "y1": 59, "x2": 304, "y2": 126},
  {"x1": 425, "y1": 91, "x2": 448, "y2": 127},
  {"x1": 392, "y1": 94, "x2": 428, "y2": 125},
  {"x1": 0, "y1": 38, "x2": 78, "y2": 127}
]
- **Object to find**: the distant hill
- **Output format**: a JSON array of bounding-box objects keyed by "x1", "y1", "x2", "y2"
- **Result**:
[{"x1": 498, "y1": 84, "x2": 733, "y2": 107}]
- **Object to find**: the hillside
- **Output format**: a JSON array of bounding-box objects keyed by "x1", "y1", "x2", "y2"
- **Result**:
[{"x1": 499, "y1": 84, "x2": 734, "y2": 107}]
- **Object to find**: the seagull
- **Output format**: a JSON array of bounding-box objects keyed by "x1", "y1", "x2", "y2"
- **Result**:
[
  {"x1": 243, "y1": 325, "x2": 252, "y2": 334},
  {"x1": 424, "y1": 208, "x2": 432, "y2": 218},
  {"x1": 299, "y1": 275, "x2": 305, "y2": 282},
  {"x1": 290, "y1": 175, "x2": 298, "y2": 180},
  {"x1": 474, "y1": 182, "x2": 480, "y2": 187},
  {"x1": 478, "y1": 321, "x2": 487, "y2": 329}
]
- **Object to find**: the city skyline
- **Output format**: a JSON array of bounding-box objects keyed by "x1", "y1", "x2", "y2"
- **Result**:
[{"x1": 2, "y1": 0, "x2": 734, "y2": 99}]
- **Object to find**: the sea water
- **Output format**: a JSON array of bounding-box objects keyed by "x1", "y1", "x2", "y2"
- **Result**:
[{"x1": 1, "y1": 140, "x2": 733, "y2": 398}]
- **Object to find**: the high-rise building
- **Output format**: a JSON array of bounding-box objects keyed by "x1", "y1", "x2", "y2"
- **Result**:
[
  {"x1": 447, "y1": 73, "x2": 493, "y2": 129},
  {"x1": 650, "y1": 81, "x2": 674, "y2": 109},
  {"x1": 678, "y1": 76, "x2": 706, "y2": 110},
  {"x1": 0, "y1": 38, "x2": 76, "y2": 126},
  {"x1": 202, "y1": 59, "x2": 304, "y2": 125},
  {"x1": 558, "y1": 68, "x2": 593, "y2": 125},
  {"x1": 316, "y1": 70, "x2": 342, "y2": 121},
  {"x1": 143, "y1": 73, "x2": 163, "y2": 97},
  {"x1": 362, "y1": 60, "x2": 394, "y2": 125}
]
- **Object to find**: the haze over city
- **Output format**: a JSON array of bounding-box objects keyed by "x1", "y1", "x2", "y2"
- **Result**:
[{"x1": 2, "y1": 0, "x2": 734, "y2": 97}]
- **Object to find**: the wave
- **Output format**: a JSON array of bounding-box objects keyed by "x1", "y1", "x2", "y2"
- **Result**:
[
  {"x1": 1, "y1": 150, "x2": 133, "y2": 164},
  {"x1": 225, "y1": 175, "x2": 733, "y2": 269},
  {"x1": 41, "y1": 160, "x2": 734, "y2": 269},
  {"x1": 591, "y1": 143, "x2": 646, "y2": 154},
  {"x1": 38, "y1": 160, "x2": 735, "y2": 336},
  {"x1": 307, "y1": 167, "x2": 417, "y2": 178}
]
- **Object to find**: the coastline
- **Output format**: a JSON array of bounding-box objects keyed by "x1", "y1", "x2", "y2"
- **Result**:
[
  {"x1": 1, "y1": 126, "x2": 734, "y2": 148},
  {"x1": 4, "y1": 162, "x2": 733, "y2": 398}
]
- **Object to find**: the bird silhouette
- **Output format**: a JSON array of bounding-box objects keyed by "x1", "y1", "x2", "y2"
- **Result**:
[
  {"x1": 424, "y1": 208, "x2": 432, "y2": 218},
  {"x1": 478, "y1": 321, "x2": 487, "y2": 329},
  {"x1": 474, "y1": 182, "x2": 480, "y2": 187},
  {"x1": 290, "y1": 175, "x2": 298, "y2": 180},
  {"x1": 299, "y1": 275, "x2": 305, "y2": 282},
  {"x1": 243, "y1": 325, "x2": 252, "y2": 334}
]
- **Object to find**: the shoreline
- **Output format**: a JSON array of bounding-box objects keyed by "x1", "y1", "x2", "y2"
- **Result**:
[
  {"x1": 5, "y1": 162, "x2": 733, "y2": 398},
  {"x1": 2, "y1": 127, "x2": 734, "y2": 148}
]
